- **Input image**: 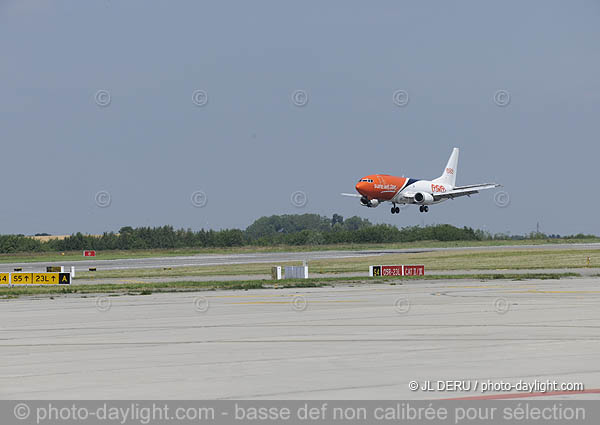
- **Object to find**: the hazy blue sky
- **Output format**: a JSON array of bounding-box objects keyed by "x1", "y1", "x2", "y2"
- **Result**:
[{"x1": 1, "y1": 0, "x2": 599, "y2": 236}]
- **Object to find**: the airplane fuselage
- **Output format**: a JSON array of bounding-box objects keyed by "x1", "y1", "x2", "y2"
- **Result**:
[{"x1": 355, "y1": 175, "x2": 447, "y2": 206}]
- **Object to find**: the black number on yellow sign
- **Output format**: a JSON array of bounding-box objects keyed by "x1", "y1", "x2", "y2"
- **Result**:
[
  {"x1": 372, "y1": 266, "x2": 381, "y2": 276},
  {"x1": 35, "y1": 274, "x2": 57, "y2": 283},
  {"x1": 59, "y1": 273, "x2": 71, "y2": 285},
  {"x1": 0, "y1": 274, "x2": 8, "y2": 283},
  {"x1": 12, "y1": 274, "x2": 32, "y2": 283}
]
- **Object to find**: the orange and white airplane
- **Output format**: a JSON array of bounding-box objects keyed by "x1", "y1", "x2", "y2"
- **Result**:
[{"x1": 342, "y1": 148, "x2": 500, "y2": 214}]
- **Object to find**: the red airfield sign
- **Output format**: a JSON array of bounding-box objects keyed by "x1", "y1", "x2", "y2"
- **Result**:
[{"x1": 370, "y1": 265, "x2": 425, "y2": 277}]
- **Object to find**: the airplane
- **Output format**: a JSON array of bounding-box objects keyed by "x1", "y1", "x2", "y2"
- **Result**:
[{"x1": 342, "y1": 148, "x2": 500, "y2": 214}]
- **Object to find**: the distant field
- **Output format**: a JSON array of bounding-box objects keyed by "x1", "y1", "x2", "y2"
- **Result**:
[
  {"x1": 73, "y1": 247, "x2": 600, "y2": 280},
  {"x1": 28, "y1": 234, "x2": 102, "y2": 242},
  {"x1": 1, "y1": 237, "x2": 599, "y2": 264},
  {"x1": 28, "y1": 235, "x2": 70, "y2": 242}
]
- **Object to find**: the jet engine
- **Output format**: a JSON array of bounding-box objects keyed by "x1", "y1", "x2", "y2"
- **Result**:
[
  {"x1": 360, "y1": 197, "x2": 380, "y2": 208},
  {"x1": 413, "y1": 192, "x2": 434, "y2": 204}
]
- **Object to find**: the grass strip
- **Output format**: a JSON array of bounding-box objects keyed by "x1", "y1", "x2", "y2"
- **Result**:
[{"x1": 0, "y1": 272, "x2": 580, "y2": 299}]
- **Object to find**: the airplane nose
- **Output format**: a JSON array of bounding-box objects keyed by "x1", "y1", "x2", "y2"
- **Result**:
[{"x1": 355, "y1": 182, "x2": 366, "y2": 194}]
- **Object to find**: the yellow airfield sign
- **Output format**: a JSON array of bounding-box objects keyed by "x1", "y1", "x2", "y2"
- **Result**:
[
  {"x1": 33, "y1": 273, "x2": 59, "y2": 284},
  {"x1": 11, "y1": 273, "x2": 34, "y2": 285},
  {"x1": 2, "y1": 272, "x2": 71, "y2": 286}
]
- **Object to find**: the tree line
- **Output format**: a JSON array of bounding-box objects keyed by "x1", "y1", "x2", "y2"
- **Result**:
[{"x1": 0, "y1": 214, "x2": 595, "y2": 253}]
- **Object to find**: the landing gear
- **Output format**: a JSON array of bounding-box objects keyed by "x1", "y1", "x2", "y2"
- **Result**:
[
  {"x1": 419, "y1": 205, "x2": 429, "y2": 213},
  {"x1": 391, "y1": 204, "x2": 400, "y2": 214}
]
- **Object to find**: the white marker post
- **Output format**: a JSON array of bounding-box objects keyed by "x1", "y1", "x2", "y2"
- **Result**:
[{"x1": 271, "y1": 266, "x2": 282, "y2": 280}]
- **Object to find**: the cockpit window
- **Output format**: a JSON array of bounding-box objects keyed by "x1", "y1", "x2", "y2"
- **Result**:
[{"x1": 358, "y1": 179, "x2": 373, "y2": 183}]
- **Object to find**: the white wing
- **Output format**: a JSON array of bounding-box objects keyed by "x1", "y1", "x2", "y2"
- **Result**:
[
  {"x1": 341, "y1": 193, "x2": 362, "y2": 198},
  {"x1": 434, "y1": 183, "x2": 501, "y2": 200},
  {"x1": 399, "y1": 183, "x2": 501, "y2": 201}
]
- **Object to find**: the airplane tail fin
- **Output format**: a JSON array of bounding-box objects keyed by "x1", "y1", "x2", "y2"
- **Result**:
[{"x1": 434, "y1": 147, "x2": 459, "y2": 187}]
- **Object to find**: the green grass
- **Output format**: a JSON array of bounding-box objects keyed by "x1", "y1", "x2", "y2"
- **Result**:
[
  {"x1": 308, "y1": 248, "x2": 600, "y2": 272},
  {"x1": 72, "y1": 247, "x2": 600, "y2": 281},
  {"x1": 1, "y1": 238, "x2": 599, "y2": 264},
  {"x1": 0, "y1": 272, "x2": 580, "y2": 299}
]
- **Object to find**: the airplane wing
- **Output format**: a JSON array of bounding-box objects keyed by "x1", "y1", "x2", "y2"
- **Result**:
[
  {"x1": 433, "y1": 183, "x2": 501, "y2": 200},
  {"x1": 341, "y1": 193, "x2": 362, "y2": 198},
  {"x1": 400, "y1": 183, "x2": 501, "y2": 201}
]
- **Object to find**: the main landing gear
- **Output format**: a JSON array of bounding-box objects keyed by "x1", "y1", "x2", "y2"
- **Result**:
[
  {"x1": 419, "y1": 205, "x2": 429, "y2": 213},
  {"x1": 390, "y1": 204, "x2": 400, "y2": 214}
]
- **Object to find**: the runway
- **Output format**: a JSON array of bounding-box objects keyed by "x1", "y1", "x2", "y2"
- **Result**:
[
  {"x1": 1, "y1": 276, "x2": 599, "y2": 399},
  {"x1": 0, "y1": 242, "x2": 598, "y2": 273}
]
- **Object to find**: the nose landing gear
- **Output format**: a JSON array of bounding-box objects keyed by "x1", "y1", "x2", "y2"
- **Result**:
[
  {"x1": 390, "y1": 204, "x2": 400, "y2": 214},
  {"x1": 419, "y1": 205, "x2": 429, "y2": 213}
]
